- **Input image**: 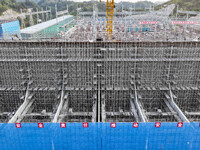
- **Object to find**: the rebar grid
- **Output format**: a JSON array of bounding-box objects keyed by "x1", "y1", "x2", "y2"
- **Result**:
[
  {"x1": 21, "y1": 90, "x2": 59, "y2": 123},
  {"x1": 0, "y1": 90, "x2": 24, "y2": 122},
  {"x1": 173, "y1": 90, "x2": 200, "y2": 122},
  {"x1": 0, "y1": 42, "x2": 200, "y2": 123},
  {"x1": 138, "y1": 90, "x2": 179, "y2": 122}
]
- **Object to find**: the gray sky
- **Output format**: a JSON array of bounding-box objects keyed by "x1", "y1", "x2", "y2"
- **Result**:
[{"x1": 73, "y1": 0, "x2": 170, "y2": 3}]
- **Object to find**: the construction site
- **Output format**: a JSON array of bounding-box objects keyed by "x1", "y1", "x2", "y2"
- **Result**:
[
  {"x1": 1, "y1": 0, "x2": 200, "y2": 150},
  {"x1": 0, "y1": 3, "x2": 200, "y2": 123},
  {"x1": 0, "y1": 41, "x2": 200, "y2": 124}
]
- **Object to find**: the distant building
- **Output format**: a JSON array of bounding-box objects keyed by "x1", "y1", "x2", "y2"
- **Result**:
[
  {"x1": 0, "y1": 20, "x2": 21, "y2": 40},
  {"x1": 21, "y1": 15, "x2": 74, "y2": 40}
]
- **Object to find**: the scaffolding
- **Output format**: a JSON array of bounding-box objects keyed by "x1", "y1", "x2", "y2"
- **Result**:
[{"x1": 0, "y1": 42, "x2": 200, "y2": 123}]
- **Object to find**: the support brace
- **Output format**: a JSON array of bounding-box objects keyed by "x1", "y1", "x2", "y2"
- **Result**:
[
  {"x1": 92, "y1": 100, "x2": 97, "y2": 122},
  {"x1": 53, "y1": 90, "x2": 66, "y2": 123},
  {"x1": 9, "y1": 90, "x2": 30, "y2": 123},
  {"x1": 101, "y1": 94, "x2": 106, "y2": 122},
  {"x1": 133, "y1": 85, "x2": 147, "y2": 122},
  {"x1": 130, "y1": 99, "x2": 139, "y2": 122},
  {"x1": 168, "y1": 84, "x2": 190, "y2": 122}
]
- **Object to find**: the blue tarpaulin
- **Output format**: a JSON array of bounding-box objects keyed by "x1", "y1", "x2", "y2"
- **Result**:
[{"x1": 0, "y1": 123, "x2": 200, "y2": 150}]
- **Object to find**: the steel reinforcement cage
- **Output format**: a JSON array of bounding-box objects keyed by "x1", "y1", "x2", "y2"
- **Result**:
[{"x1": 0, "y1": 41, "x2": 200, "y2": 123}]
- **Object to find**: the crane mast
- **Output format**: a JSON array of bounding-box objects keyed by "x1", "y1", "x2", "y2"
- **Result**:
[{"x1": 100, "y1": 0, "x2": 114, "y2": 41}]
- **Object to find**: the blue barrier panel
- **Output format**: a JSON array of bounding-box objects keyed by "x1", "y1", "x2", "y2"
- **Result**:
[
  {"x1": 1, "y1": 20, "x2": 21, "y2": 40},
  {"x1": 0, "y1": 123, "x2": 200, "y2": 150},
  {"x1": 0, "y1": 25, "x2": 2, "y2": 39},
  {"x1": 128, "y1": 27, "x2": 132, "y2": 32},
  {"x1": 102, "y1": 123, "x2": 200, "y2": 150},
  {"x1": 0, "y1": 123, "x2": 99, "y2": 150},
  {"x1": 142, "y1": 27, "x2": 150, "y2": 32},
  {"x1": 135, "y1": 27, "x2": 139, "y2": 32},
  {"x1": 52, "y1": 123, "x2": 99, "y2": 150}
]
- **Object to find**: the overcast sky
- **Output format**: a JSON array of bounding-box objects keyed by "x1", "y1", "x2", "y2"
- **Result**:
[{"x1": 72, "y1": 0, "x2": 170, "y2": 3}]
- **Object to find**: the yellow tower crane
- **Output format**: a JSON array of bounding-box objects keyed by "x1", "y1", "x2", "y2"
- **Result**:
[{"x1": 100, "y1": 0, "x2": 115, "y2": 41}]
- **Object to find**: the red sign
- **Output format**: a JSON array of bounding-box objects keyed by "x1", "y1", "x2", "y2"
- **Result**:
[
  {"x1": 60, "y1": 123, "x2": 66, "y2": 128},
  {"x1": 15, "y1": 123, "x2": 21, "y2": 128},
  {"x1": 155, "y1": 122, "x2": 161, "y2": 128},
  {"x1": 177, "y1": 122, "x2": 183, "y2": 128},
  {"x1": 133, "y1": 123, "x2": 139, "y2": 128},
  {"x1": 38, "y1": 123, "x2": 44, "y2": 128},
  {"x1": 140, "y1": 21, "x2": 158, "y2": 24},
  {"x1": 83, "y1": 122, "x2": 89, "y2": 128},
  {"x1": 111, "y1": 123, "x2": 116, "y2": 128},
  {"x1": 172, "y1": 21, "x2": 198, "y2": 25}
]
